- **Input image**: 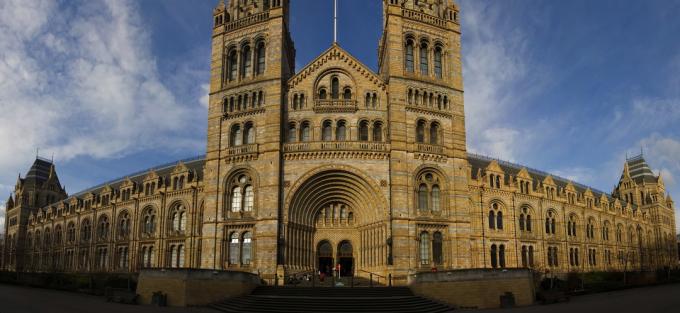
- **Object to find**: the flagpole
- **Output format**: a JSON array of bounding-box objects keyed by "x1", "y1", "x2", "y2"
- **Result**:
[{"x1": 334, "y1": 0, "x2": 337, "y2": 43}]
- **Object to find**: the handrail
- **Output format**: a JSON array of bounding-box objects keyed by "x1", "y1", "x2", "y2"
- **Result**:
[{"x1": 358, "y1": 269, "x2": 386, "y2": 279}]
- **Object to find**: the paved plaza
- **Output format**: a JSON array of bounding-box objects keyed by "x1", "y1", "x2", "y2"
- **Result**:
[{"x1": 0, "y1": 283, "x2": 678, "y2": 313}]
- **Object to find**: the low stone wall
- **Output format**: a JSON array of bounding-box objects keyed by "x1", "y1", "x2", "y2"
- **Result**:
[
  {"x1": 137, "y1": 269, "x2": 261, "y2": 307},
  {"x1": 408, "y1": 268, "x2": 534, "y2": 309}
]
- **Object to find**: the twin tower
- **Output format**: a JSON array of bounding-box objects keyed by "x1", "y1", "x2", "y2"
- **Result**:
[{"x1": 205, "y1": 0, "x2": 465, "y2": 278}]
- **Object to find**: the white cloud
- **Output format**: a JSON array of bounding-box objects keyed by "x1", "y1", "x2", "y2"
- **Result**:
[
  {"x1": 200, "y1": 84, "x2": 210, "y2": 109},
  {"x1": 469, "y1": 127, "x2": 521, "y2": 161},
  {"x1": 551, "y1": 167, "x2": 596, "y2": 186},
  {"x1": 0, "y1": 0, "x2": 205, "y2": 190},
  {"x1": 0, "y1": 203, "x2": 5, "y2": 234}
]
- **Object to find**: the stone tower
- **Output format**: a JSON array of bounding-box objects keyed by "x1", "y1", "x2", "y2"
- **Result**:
[
  {"x1": 614, "y1": 155, "x2": 678, "y2": 267},
  {"x1": 3, "y1": 158, "x2": 67, "y2": 271},
  {"x1": 379, "y1": 0, "x2": 470, "y2": 273},
  {"x1": 203, "y1": 0, "x2": 295, "y2": 274}
]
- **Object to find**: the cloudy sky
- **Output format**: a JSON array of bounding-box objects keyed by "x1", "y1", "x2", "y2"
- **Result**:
[{"x1": 0, "y1": 0, "x2": 679, "y2": 232}]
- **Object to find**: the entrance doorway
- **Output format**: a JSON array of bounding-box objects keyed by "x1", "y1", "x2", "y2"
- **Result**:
[
  {"x1": 317, "y1": 241, "x2": 333, "y2": 275},
  {"x1": 337, "y1": 240, "x2": 353, "y2": 276}
]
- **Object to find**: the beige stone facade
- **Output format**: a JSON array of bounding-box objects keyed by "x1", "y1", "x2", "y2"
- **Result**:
[{"x1": 2, "y1": 0, "x2": 678, "y2": 283}]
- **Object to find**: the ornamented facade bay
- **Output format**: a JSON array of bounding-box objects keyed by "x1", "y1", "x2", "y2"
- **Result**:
[{"x1": 2, "y1": 0, "x2": 678, "y2": 282}]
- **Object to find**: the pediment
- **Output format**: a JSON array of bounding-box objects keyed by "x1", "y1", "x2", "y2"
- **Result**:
[
  {"x1": 543, "y1": 175, "x2": 556, "y2": 186},
  {"x1": 172, "y1": 162, "x2": 189, "y2": 174},
  {"x1": 485, "y1": 160, "x2": 504, "y2": 174},
  {"x1": 288, "y1": 44, "x2": 385, "y2": 91},
  {"x1": 564, "y1": 182, "x2": 576, "y2": 192},
  {"x1": 516, "y1": 167, "x2": 532, "y2": 180}
]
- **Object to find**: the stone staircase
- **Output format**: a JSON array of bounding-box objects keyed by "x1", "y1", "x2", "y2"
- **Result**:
[{"x1": 210, "y1": 286, "x2": 454, "y2": 313}]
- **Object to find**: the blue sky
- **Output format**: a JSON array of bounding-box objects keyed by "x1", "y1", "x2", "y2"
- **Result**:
[{"x1": 1, "y1": 0, "x2": 679, "y2": 232}]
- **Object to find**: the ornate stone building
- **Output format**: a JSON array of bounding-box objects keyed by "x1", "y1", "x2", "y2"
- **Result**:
[{"x1": 2, "y1": 0, "x2": 677, "y2": 283}]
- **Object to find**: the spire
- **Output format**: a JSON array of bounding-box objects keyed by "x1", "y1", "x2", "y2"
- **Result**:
[
  {"x1": 622, "y1": 161, "x2": 631, "y2": 179},
  {"x1": 333, "y1": 0, "x2": 338, "y2": 44},
  {"x1": 6, "y1": 194, "x2": 14, "y2": 209}
]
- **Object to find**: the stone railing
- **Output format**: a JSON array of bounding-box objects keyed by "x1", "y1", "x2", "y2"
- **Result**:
[
  {"x1": 402, "y1": 8, "x2": 448, "y2": 28},
  {"x1": 313, "y1": 99, "x2": 358, "y2": 113},
  {"x1": 417, "y1": 143, "x2": 445, "y2": 155},
  {"x1": 284, "y1": 141, "x2": 388, "y2": 153},
  {"x1": 224, "y1": 11, "x2": 270, "y2": 32},
  {"x1": 226, "y1": 144, "x2": 258, "y2": 156}
]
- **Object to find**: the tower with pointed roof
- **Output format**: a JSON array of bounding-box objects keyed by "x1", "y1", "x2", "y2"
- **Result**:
[{"x1": 3, "y1": 158, "x2": 67, "y2": 271}]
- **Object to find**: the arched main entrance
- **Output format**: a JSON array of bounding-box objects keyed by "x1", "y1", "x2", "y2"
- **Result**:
[{"x1": 285, "y1": 167, "x2": 389, "y2": 274}]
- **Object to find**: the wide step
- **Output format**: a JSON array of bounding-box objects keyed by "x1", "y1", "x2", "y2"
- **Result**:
[{"x1": 211, "y1": 286, "x2": 453, "y2": 313}]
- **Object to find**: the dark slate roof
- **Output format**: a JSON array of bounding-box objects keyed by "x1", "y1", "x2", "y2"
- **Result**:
[
  {"x1": 70, "y1": 155, "x2": 206, "y2": 198},
  {"x1": 626, "y1": 155, "x2": 657, "y2": 184},
  {"x1": 468, "y1": 153, "x2": 629, "y2": 206},
  {"x1": 23, "y1": 158, "x2": 54, "y2": 186}
]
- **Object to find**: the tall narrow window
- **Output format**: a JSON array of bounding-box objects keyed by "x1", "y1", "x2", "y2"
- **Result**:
[
  {"x1": 331, "y1": 77, "x2": 340, "y2": 99},
  {"x1": 420, "y1": 42, "x2": 429, "y2": 75},
  {"x1": 228, "y1": 50, "x2": 237, "y2": 81},
  {"x1": 434, "y1": 47, "x2": 443, "y2": 79},
  {"x1": 418, "y1": 184, "x2": 428, "y2": 211},
  {"x1": 405, "y1": 39, "x2": 415, "y2": 72},
  {"x1": 241, "y1": 45, "x2": 252, "y2": 78},
  {"x1": 322, "y1": 121, "x2": 332, "y2": 141},
  {"x1": 499, "y1": 244, "x2": 506, "y2": 268},
  {"x1": 244, "y1": 186, "x2": 254, "y2": 212},
  {"x1": 242, "y1": 232, "x2": 252, "y2": 265},
  {"x1": 430, "y1": 122, "x2": 439, "y2": 145},
  {"x1": 521, "y1": 246, "x2": 528, "y2": 267},
  {"x1": 490, "y1": 244, "x2": 498, "y2": 268},
  {"x1": 336, "y1": 120, "x2": 346, "y2": 141},
  {"x1": 231, "y1": 125, "x2": 242, "y2": 146},
  {"x1": 433, "y1": 232, "x2": 443, "y2": 265},
  {"x1": 416, "y1": 120, "x2": 426, "y2": 143},
  {"x1": 231, "y1": 187, "x2": 242, "y2": 212},
  {"x1": 288, "y1": 123, "x2": 297, "y2": 143},
  {"x1": 488, "y1": 210, "x2": 496, "y2": 229},
  {"x1": 419, "y1": 232, "x2": 430, "y2": 265},
  {"x1": 300, "y1": 122, "x2": 310, "y2": 142},
  {"x1": 359, "y1": 121, "x2": 369, "y2": 141},
  {"x1": 373, "y1": 122, "x2": 383, "y2": 142},
  {"x1": 256, "y1": 42, "x2": 265, "y2": 75},
  {"x1": 244, "y1": 123, "x2": 255, "y2": 144},
  {"x1": 431, "y1": 185, "x2": 440, "y2": 212},
  {"x1": 229, "y1": 233, "x2": 240, "y2": 265},
  {"x1": 497, "y1": 211, "x2": 504, "y2": 230}
]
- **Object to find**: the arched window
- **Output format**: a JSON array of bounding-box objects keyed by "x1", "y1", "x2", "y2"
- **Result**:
[
  {"x1": 546, "y1": 211, "x2": 556, "y2": 234},
  {"x1": 489, "y1": 203, "x2": 503, "y2": 230},
  {"x1": 244, "y1": 122, "x2": 255, "y2": 144},
  {"x1": 359, "y1": 121, "x2": 369, "y2": 141},
  {"x1": 490, "y1": 244, "x2": 498, "y2": 268},
  {"x1": 170, "y1": 204, "x2": 187, "y2": 233},
  {"x1": 343, "y1": 88, "x2": 352, "y2": 100},
  {"x1": 331, "y1": 77, "x2": 340, "y2": 99},
  {"x1": 420, "y1": 42, "x2": 429, "y2": 75},
  {"x1": 365, "y1": 93, "x2": 371, "y2": 107},
  {"x1": 372, "y1": 93, "x2": 377, "y2": 108},
  {"x1": 373, "y1": 122, "x2": 383, "y2": 142},
  {"x1": 418, "y1": 184, "x2": 428, "y2": 211},
  {"x1": 419, "y1": 232, "x2": 430, "y2": 265},
  {"x1": 227, "y1": 49, "x2": 237, "y2": 81},
  {"x1": 430, "y1": 122, "x2": 439, "y2": 144},
  {"x1": 322, "y1": 120, "x2": 332, "y2": 141},
  {"x1": 568, "y1": 215, "x2": 577, "y2": 237},
  {"x1": 142, "y1": 208, "x2": 156, "y2": 237},
  {"x1": 241, "y1": 232, "x2": 252, "y2": 265},
  {"x1": 231, "y1": 186, "x2": 242, "y2": 212},
  {"x1": 255, "y1": 42, "x2": 266, "y2": 75},
  {"x1": 433, "y1": 232, "x2": 443, "y2": 265},
  {"x1": 288, "y1": 122, "x2": 297, "y2": 143},
  {"x1": 499, "y1": 244, "x2": 506, "y2": 268},
  {"x1": 519, "y1": 207, "x2": 532, "y2": 232},
  {"x1": 118, "y1": 212, "x2": 130, "y2": 240},
  {"x1": 488, "y1": 210, "x2": 496, "y2": 229},
  {"x1": 54, "y1": 225, "x2": 62, "y2": 245},
  {"x1": 67, "y1": 223, "x2": 76, "y2": 243},
  {"x1": 229, "y1": 232, "x2": 240, "y2": 265},
  {"x1": 319, "y1": 88, "x2": 327, "y2": 100},
  {"x1": 97, "y1": 215, "x2": 109, "y2": 240},
  {"x1": 300, "y1": 122, "x2": 310, "y2": 142},
  {"x1": 230, "y1": 124, "x2": 242, "y2": 146},
  {"x1": 521, "y1": 245, "x2": 528, "y2": 267},
  {"x1": 244, "y1": 186, "x2": 254, "y2": 212},
  {"x1": 416, "y1": 120, "x2": 426, "y2": 143},
  {"x1": 434, "y1": 46, "x2": 443, "y2": 79},
  {"x1": 405, "y1": 39, "x2": 415, "y2": 72},
  {"x1": 408, "y1": 89, "x2": 414, "y2": 104},
  {"x1": 241, "y1": 45, "x2": 251, "y2": 78},
  {"x1": 431, "y1": 185, "x2": 440, "y2": 212},
  {"x1": 336, "y1": 120, "x2": 346, "y2": 141},
  {"x1": 81, "y1": 219, "x2": 91, "y2": 243}
]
